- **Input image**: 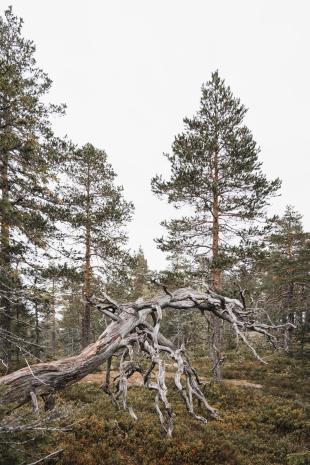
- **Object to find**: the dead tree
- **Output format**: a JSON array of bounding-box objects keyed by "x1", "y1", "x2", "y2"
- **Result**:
[{"x1": 0, "y1": 287, "x2": 291, "y2": 436}]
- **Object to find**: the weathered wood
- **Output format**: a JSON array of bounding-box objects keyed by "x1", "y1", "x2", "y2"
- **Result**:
[{"x1": 0, "y1": 287, "x2": 291, "y2": 434}]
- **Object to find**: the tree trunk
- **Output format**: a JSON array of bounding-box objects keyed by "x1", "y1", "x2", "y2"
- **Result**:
[
  {"x1": 283, "y1": 231, "x2": 295, "y2": 353},
  {"x1": 210, "y1": 152, "x2": 222, "y2": 380},
  {"x1": 300, "y1": 309, "x2": 309, "y2": 357},
  {"x1": 16, "y1": 304, "x2": 20, "y2": 365},
  {"x1": 34, "y1": 300, "x2": 41, "y2": 359},
  {"x1": 0, "y1": 152, "x2": 11, "y2": 367},
  {"x1": 81, "y1": 165, "x2": 92, "y2": 348},
  {"x1": 284, "y1": 282, "x2": 294, "y2": 353},
  {"x1": 51, "y1": 278, "x2": 56, "y2": 356},
  {"x1": 210, "y1": 283, "x2": 222, "y2": 380}
]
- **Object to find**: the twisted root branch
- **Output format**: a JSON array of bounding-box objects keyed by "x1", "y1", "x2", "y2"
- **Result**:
[{"x1": 1, "y1": 287, "x2": 292, "y2": 435}]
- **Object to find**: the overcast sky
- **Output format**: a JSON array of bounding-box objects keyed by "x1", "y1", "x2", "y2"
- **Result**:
[{"x1": 4, "y1": 0, "x2": 310, "y2": 270}]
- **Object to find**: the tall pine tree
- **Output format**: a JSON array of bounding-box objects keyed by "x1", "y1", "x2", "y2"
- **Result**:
[
  {"x1": 0, "y1": 7, "x2": 65, "y2": 366},
  {"x1": 151, "y1": 71, "x2": 281, "y2": 378},
  {"x1": 63, "y1": 143, "x2": 134, "y2": 347}
]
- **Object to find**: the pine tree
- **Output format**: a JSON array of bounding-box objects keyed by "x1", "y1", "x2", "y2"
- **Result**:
[
  {"x1": 151, "y1": 71, "x2": 281, "y2": 378},
  {"x1": 0, "y1": 7, "x2": 65, "y2": 366},
  {"x1": 129, "y1": 247, "x2": 152, "y2": 300},
  {"x1": 263, "y1": 206, "x2": 310, "y2": 352},
  {"x1": 63, "y1": 143, "x2": 134, "y2": 347},
  {"x1": 58, "y1": 279, "x2": 83, "y2": 356}
]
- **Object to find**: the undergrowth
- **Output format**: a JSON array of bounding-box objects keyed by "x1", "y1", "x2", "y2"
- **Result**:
[{"x1": 0, "y1": 352, "x2": 309, "y2": 465}]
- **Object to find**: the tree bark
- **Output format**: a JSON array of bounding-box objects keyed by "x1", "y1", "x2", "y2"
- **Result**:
[
  {"x1": 284, "y1": 282, "x2": 295, "y2": 353},
  {"x1": 51, "y1": 278, "x2": 56, "y2": 356},
  {"x1": 210, "y1": 151, "x2": 222, "y2": 380},
  {"x1": 0, "y1": 151, "x2": 11, "y2": 366},
  {"x1": 81, "y1": 164, "x2": 92, "y2": 348},
  {"x1": 283, "y1": 232, "x2": 295, "y2": 353}
]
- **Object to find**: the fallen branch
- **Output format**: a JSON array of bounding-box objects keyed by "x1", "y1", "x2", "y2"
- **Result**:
[
  {"x1": 25, "y1": 448, "x2": 64, "y2": 465},
  {"x1": 0, "y1": 287, "x2": 291, "y2": 435}
]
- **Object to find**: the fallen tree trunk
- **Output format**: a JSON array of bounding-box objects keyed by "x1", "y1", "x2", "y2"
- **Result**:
[{"x1": 0, "y1": 286, "x2": 291, "y2": 435}]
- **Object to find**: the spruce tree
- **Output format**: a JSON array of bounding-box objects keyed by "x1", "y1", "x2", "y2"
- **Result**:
[
  {"x1": 0, "y1": 7, "x2": 65, "y2": 366},
  {"x1": 151, "y1": 71, "x2": 281, "y2": 378},
  {"x1": 63, "y1": 143, "x2": 134, "y2": 347}
]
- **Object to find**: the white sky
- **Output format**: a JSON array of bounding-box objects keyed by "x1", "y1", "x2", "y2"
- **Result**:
[{"x1": 4, "y1": 0, "x2": 310, "y2": 270}]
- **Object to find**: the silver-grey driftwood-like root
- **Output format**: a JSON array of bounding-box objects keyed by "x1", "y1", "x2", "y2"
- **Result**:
[{"x1": 0, "y1": 286, "x2": 292, "y2": 435}]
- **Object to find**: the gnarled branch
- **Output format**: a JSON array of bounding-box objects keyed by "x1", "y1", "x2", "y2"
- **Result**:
[{"x1": 0, "y1": 287, "x2": 291, "y2": 435}]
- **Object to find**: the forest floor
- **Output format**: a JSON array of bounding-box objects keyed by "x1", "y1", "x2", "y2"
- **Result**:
[
  {"x1": 1, "y1": 350, "x2": 309, "y2": 465},
  {"x1": 80, "y1": 371, "x2": 263, "y2": 389}
]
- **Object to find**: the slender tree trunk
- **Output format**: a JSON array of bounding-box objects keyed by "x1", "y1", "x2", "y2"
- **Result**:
[
  {"x1": 51, "y1": 278, "x2": 56, "y2": 356},
  {"x1": 300, "y1": 309, "x2": 309, "y2": 357},
  {"x1": 81, "y1": 165, "x2": 92, "y2": 348},
  {"x1": 284, "y1": 282, "x2": 294, "y2": 353},
  {"x1": 210, "y1": 280, "x2": 222, "y2": 381},
  {"x1": 16, "y1": 304, "x2": 20, "y2": 365},
  {"x1": 34, "y1": 301, "x2": 41, "y2": 359},
  {"x1": 32, "y1": 276, "x2": 41, "y2": 359},
  {"x1": 210, "y1": 151, "x2": 222, "y2": 380},
  {"x1": 0, "y1": 152, "x2": 11, "y2": 366},
  {"x1": 34, "y1": 301, "x2": 39, "y2": 346},
  {"x1": 283, "y1": 232, "x2": 295, "y2": 353}
]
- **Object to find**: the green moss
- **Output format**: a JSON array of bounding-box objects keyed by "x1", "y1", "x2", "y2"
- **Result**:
[{"x1": 287, "y1": 452, "x2": 310, "y2": 465}]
